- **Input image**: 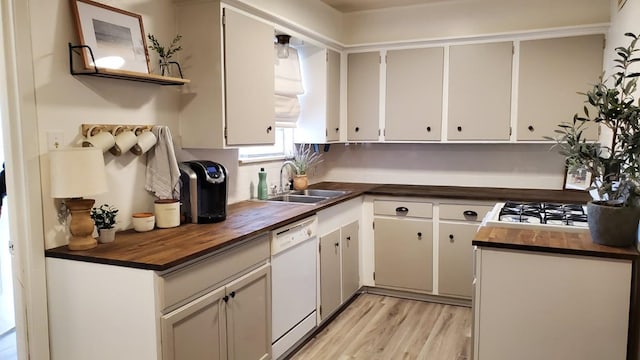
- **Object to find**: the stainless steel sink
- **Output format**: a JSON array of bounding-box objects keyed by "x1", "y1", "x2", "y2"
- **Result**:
[
  {"x1": 267, "y1": 194, "x2": 328, "y2": 204},
  {"x1": 289, "y1": 189, "x2": 350, "y2": 198}
]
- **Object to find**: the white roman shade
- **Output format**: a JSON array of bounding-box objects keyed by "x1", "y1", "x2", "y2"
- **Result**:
[{"x1": 274, "y1": 46, "x2": 304, "y2": 128}]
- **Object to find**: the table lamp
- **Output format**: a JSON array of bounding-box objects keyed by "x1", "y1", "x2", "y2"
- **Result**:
[{"x1": 49, "y1": 147, "x2": 108, "y2": 250}]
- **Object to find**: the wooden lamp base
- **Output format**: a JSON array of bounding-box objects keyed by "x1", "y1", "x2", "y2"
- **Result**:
[{"x1": 66, "y1": 198, "x2": 97, "y2": 251}]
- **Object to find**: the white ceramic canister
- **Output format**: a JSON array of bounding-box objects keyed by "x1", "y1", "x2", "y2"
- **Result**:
[{"x1": 154, "y1": 199, "x2": 180, "y2": 228}]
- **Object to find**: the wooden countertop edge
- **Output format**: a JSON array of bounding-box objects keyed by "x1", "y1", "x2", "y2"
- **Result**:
[
  {"x1": 471, "y1": 239, "x2": 638, "y2": 261},
  {"x1": 472, "y1": 226, "x2": 639, "y2": 261}
]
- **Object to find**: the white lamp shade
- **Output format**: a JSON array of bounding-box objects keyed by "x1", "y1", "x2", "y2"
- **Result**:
[{"x1": 49, "y1": 147, "x2": 108, "y2": 198}]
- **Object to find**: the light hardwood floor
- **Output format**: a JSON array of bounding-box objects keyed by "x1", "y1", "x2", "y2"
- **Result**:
[{"x1": 290, "y1": 294, "x2": 471, "y2": 360}]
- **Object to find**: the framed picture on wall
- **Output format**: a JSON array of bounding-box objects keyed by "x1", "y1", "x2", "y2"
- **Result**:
[
  {"x1": 70, "y1": 0, "x2": 150, "y2": 74},
  {"x1": 564, "y1": 165, "x2": 592, "y2": 191}
]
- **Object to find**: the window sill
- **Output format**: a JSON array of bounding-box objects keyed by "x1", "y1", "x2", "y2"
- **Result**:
[{"x1": 238, "y1": 155, "x2": 291, "y2": 165}]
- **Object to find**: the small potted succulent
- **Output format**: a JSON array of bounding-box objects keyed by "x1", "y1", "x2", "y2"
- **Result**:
[
  {"x1": 289, "y1": 144, "x2": 324, "y2": 190},
  {"x1": 90, "y1": 204, "x2": 119, "y2": 243}
]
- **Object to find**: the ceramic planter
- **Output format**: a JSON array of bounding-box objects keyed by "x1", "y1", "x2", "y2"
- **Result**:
[
  {"x1": 587, "y1": 201, "x2": 640, "y2": 247},
  {"x1": 97, "y1": 228, "x2": 116, "y2": 244},
  {"x1": 293, "y1": 174, "x2": 309, "y2": 190}
]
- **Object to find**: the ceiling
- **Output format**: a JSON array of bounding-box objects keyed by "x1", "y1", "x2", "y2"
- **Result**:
[{"x1": 320, "y1": 0, "x2": 454, "y2": 12}]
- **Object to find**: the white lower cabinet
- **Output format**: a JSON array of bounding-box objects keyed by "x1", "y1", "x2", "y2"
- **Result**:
[
  {"x1": 319, "y1": 229, "x2": 342, "y2": 319},
  {"x1": 46, "y1": 233, "x2": 271, "y2": 360},
  {"x1": 319, "y1": 219, "x2": 360, "y2": 320},
  {"x1": 372, "y1": 198, "x2": 493, "y2": 299},
  {"x1": 161, "y1": 286, "x2": 227, "y2": 360},
  {"x1": 161, "y1": 264, "x2": 271, "y2": 360},
  {"x1": 473, "y1": 247, "x2": 631, "y2": 360},
  {"x1": 374, "y1": 217, "x2": 433, "y2": 292},
  {"x1": 373, "y1": 199, "x2": 434, "y2": 292},
  {"x1": 438, "y1": 222, "x2": 477, "y2": 298},
  {"x1": 438, "y1": 202, "x2": 494, "y2": 298},
  {"x1": 317, "y1": 197, "x2": 363, "y2": 321}
]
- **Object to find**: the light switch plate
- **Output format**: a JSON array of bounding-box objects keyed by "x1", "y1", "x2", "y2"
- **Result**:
[{"x1": 47, "y1": 131, "x2": 64, "y2": 150}]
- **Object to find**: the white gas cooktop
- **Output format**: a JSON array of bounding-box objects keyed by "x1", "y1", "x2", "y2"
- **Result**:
[{"x1": 483, "y1": 201, "x2": 589, "y2": 233}]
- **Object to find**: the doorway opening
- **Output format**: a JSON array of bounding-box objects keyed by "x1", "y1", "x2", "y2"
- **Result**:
[{"x1": 0, "y1": 118, "x2": 16, "y2": 358}]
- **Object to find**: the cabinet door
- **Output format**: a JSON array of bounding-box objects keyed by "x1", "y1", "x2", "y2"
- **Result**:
[
  {"x1": 326, "y1": 49, "x2": 341, "y2": 142},
  {"x1": 385, "y1": 47, "x2": 443, "y2": 141},
  {"x1": 161, "y1": 286, "x2": 227, "y2": 360},
  {"x1": 320, "y1": 229, "x2": 342, "y2": 320},
  {"x1": 474, "y1": 249, "x2": 630, "y2": 360},
  {"x1": 348, "y1": 52, "x2": 380, "y2": 141},
  {"x1": 226, "y1": 264, "x2": 271, "y2": 360},
  {"x1": 438, "y1": 222, "x2": 477, "y2": 298},
  {"x1": 517, "y1": 35, "x2": 603, "y2": 141},
  {"x1": 448, "y1": 42, "x2": 512, "y2": 140},
  {"x1": 341, "y1": 221, "x2": 359, "y2": 301},
  {"x1": 223, "y1": 8, "x2": 275, "y2": 146},
  {"x1": 374, "y1": 218, "x2": 433, "y2": 292}
]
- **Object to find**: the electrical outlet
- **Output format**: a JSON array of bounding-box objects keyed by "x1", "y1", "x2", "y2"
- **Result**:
[{"x1": 47, "y1": 131, "x2": 64, "y2": 150}]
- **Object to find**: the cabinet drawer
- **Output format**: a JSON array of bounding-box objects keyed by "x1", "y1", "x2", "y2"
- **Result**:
[
  {"x1": 439, "y1": 203, "x2": 493, "y2": 222},
  {"x1": 374, "y1": 200, "x2": 433, "y2": 218},
  {"x1": 159, "y1": 233, "x2": 270, "y2": 311}
]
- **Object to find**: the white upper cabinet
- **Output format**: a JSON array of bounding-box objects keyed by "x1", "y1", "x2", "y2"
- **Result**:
[
  {"x1": 385, "y1": 47, "x2": 444, "y2": 141},
  {"x1": 348, "y1": 51, "x2": 381, "y2": 141},
  {"x1": 223, "y1": 8, "x2": 275, "y2": 146},
  {"x1": 176, "y1": 4, "x2": 274, "y2": 148},
  {"x1": 296, "y1": 47, "x2": 341, "y2": 143},
  {"x1": 517, "y1": 35, "x2": 604, "y2": 141},
  {"x1": 447, "y1": 42, "x2": 513, "y2": 141}
]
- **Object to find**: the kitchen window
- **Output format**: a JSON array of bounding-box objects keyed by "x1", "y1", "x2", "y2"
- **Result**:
[{"x1": 238, "y1": 127, "x2": 294, "y2": 163}]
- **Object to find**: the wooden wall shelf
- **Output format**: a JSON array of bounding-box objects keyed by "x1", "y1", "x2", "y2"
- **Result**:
[{"x1": 68, "y1": 43, "x2": 190, "y2": 86}]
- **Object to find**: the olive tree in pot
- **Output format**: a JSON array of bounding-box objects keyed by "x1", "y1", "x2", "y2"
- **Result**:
[{"x1": 549, "y1": 33, "x2": 640, "y2": 247}]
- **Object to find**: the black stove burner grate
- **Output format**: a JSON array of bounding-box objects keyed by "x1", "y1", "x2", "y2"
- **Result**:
[{"x1": 499, "y1": 201, "x2": 588, "y2": 226}]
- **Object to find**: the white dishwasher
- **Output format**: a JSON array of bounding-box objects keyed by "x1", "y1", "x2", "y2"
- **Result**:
[{"x1": 271, "y1": 216, "x2": 318, "y2": 359}]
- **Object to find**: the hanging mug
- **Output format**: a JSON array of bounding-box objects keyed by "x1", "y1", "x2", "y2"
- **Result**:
[
  {"x1": 110, "y1": 126, "x2": 137, "y2": 156},
  {"x1": 82, "y1": 126, "x2": 115, "y2": 152},
  {"x1": 131, "y1": 129, "x2": 157, "y2": 155}
]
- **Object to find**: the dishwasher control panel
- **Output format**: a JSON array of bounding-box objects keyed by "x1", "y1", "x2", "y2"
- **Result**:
[{"x1": 271, "y1": 216, "x2": 318, "y2": 255}]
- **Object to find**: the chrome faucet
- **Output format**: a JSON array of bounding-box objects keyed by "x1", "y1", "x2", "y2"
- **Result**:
[{"x1": 279, "y1": 161, "x2": 299, "y2": 194}]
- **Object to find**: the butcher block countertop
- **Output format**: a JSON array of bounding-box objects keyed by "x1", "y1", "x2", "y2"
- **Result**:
[
  {"x1": 473, "y1": 226, "x2": 639, "y2": 260},
  {"x1": 44, "y1": 182, "x2": 593, "y2": 271}
]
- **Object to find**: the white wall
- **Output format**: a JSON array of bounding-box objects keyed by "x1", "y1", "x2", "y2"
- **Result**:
[
  {"x1": 234, "y1": 0, "x2": 344, "y2": 44},
  {"x1": 34, "y1": 0, "x2": 182, "y2": 249},
  {"x1": 317, "y1": 143, "x2": 566, "y2": 189},
  {"x1": 606, "y1": 0, "x2": 640, "y2": 72},
  {"x1": 343, "y1": 0, "x2": 609, "y2": 45}
]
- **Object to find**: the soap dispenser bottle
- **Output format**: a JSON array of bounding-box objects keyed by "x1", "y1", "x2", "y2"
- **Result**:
[{"x1": 258, "y1": 168, "x2": 268, "y2": 200}]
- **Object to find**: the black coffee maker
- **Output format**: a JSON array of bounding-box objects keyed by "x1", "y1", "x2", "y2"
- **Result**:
[{"x1": 179, "y1": 160, "x2": 227, "y2": 223}]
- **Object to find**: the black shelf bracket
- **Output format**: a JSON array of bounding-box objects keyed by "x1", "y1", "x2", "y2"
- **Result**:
[{"x1": 68, "y1": 43, "x2": 187, "y2": 86}]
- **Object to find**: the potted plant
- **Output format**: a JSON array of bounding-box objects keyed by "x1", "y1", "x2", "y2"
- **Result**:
[
  {"x1": 90, "y1": 204, "x2": 119, "y2": 243},
  {"x1": 548, "y1": 32, "x2": 640, "y2": 247},
  {"x1": 289, "y1": 144, "x2": 324, "y2": 190},
  {"x1": 147, "y1": 33, "x2": 182, "y2": 76}
]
